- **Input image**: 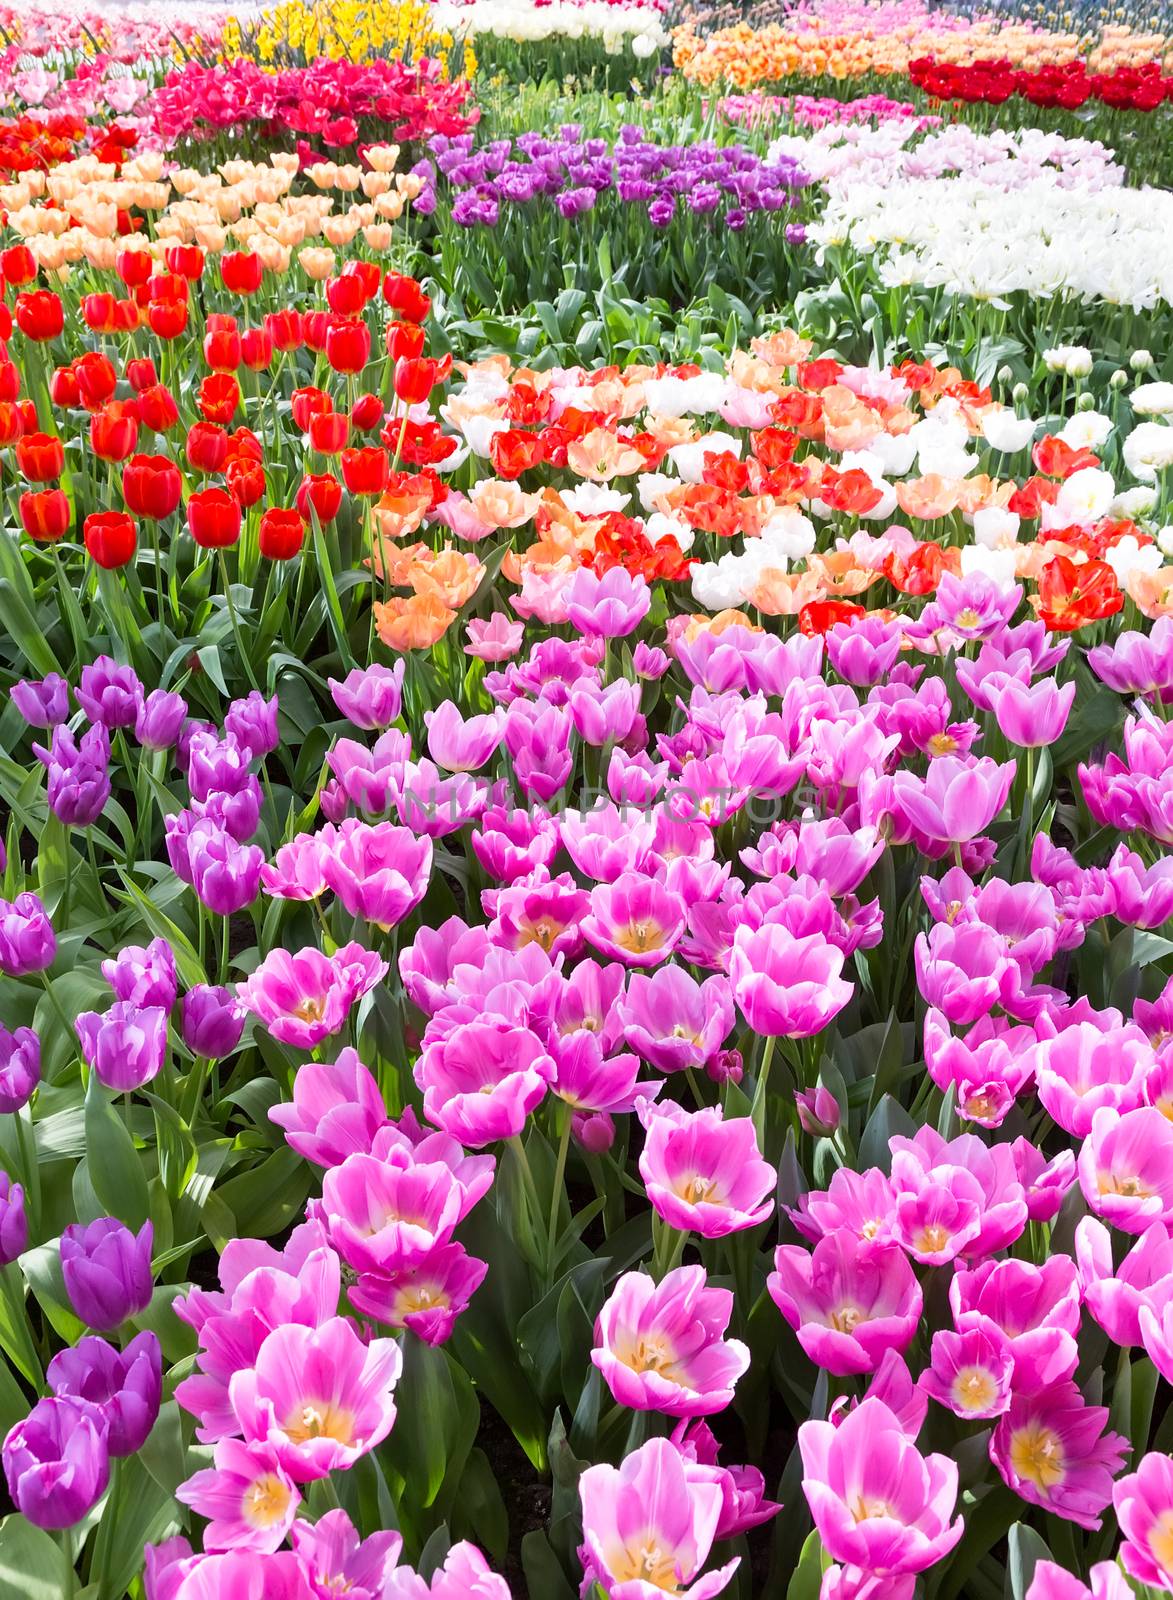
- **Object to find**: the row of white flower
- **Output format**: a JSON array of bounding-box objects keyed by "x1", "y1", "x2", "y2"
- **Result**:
[
  {"x1": 809, "y1": 176, "x2": 1173, "y2": 311},
  {"x1": 433, "y1": 0, "x2": 669, "y2": 53}
]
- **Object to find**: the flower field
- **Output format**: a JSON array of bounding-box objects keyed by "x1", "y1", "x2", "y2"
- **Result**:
[{"x1": 1, "y1": 0, "x2": 1173, "y2": 1595}]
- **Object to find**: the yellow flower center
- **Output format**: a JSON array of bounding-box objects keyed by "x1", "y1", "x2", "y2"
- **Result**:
[
  {"x1": 611, "y1": 1537, "x2": 682, "y2": 1591},
  {"x1": 243, "y1": 1473, "x2": 294, "y2": 1528},
  {"x1": 953, "y1": 1367, "x2": 997, "y2": 1412},
  {"x1": 1009, "y1": 1423, "x2": 1065, "y2": 1491},
  {"x1": 284, "y1": 1400, "x2": 355, "y2": 1447},
  {"x1": 616, "y1": 919, "x2": 667, "y2": 955},
  {"x1": 829, "y1": 1303, "x2": 865, "y2": 1334},
  {"x1": 850, "y1": 1495, "x2": 893, "y2": 1522},
  {"x1": 916, "y1": 1223, "x2": 950, "y2": 1254},
  {"x1": 292, "y1": 995, "x2": 327, "y2": 1023},
  {"x1": 1098, "y1": 1171, "x2": 1152, "y2": 1198}
]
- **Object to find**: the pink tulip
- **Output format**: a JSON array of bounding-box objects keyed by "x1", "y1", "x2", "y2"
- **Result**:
[
  {"x1": 290, "y1": 1508, "x2": 403, "y2": 1599},
  {"x1": 383, "y1": 1543, "x2": 511, "y2": 1599},
  {"x1": 320, "y1": 820, "x2": 433, "y2": 926},
  {"x1": 270, "y1": 1049, "x2": 387, "y2": 1168},
  {"x1": 989, "y1": 1380, "x2": 1126, "y2": 1529},
  {"x1": 465, "y1": 614, "x2": 524, "y2": 661},
  {"x1": 592, "y1": 1266, "x2": 750, "y2": 1418},
  {"x1": 1113, "y1": 1450, "x2": 1173, "y2": 1591},
  {"x1": 320, "y1": 1155, "x2": 465, "y2": 1274},
  {"x1": 949, "y1": 1257, "x2": 1081, "y2": 1389},
  {"x1": 1078, "y1": 1106, "x2": 1173, "y2": 1233},
  {"x1": 1024, "y1": 1021, "x2": 1153, "y2": 1137},
  {"x1": 348, "y1": 1242, "x2": 488, "y2": 1346},
  {"x1": 769, "y1": 1230, "x2": 922, "y2": 1376},
  {"x1": 919, "y1": 1326, "x2": 1014, "y2": 1420},
  {"x1": 236, "y1": 942, "x2": 388, "y2": 1050},
  {"x1": 638, "y1": 1100, "x2": 774, "y2": 1239},
  {"x1": 578, "y1": 1436, "x2": 739, "y2": 1600},
  {"x1": 582, "y1": 873, "x2": 688, "y2": 968},
  {"x1": 415, "y1": 1020, "x2": 554, "y2": 1147},
  {"x1": 230, "y1": 1317, "x2": 402, "y2": 1483},
  {"x1": 1024, "y1": 1559, "x2": 1133, "y2": 1600},
  {"x1": 729, "y1": 924, "x2": 852, "y2": 1037},
  {"x1": 1076, "y1": 1217, "x2": 1173, "y2": 1346},
  {"x1": 175, "y1": 1438, "x2": 300, "y2": 1553},
  {"x1": 799, "y1": 1398, "x2": 962, "y2": 1574},
  {"x1": 618, "y1": 968, "x2": 735, "y2": 1074}
]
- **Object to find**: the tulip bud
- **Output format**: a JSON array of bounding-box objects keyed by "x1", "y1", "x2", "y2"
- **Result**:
[{"x1": 795, "y1": 1085, "x2": 841, "y2": 1138}]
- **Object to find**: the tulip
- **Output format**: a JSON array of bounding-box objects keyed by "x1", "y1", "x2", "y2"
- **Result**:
[
  {"x1": 47, "y1": 1331, "x2": 161, "y2": 1457},
  {"x1": 349, "y1": 1241, "x2": 488, "y2": 1347},
  {"x1": 0, "y1": 892, "x2": 55, "y2": 975},
  {"x1": 240, "y1": 327, "x2": 273, "y2": 371},
  {"x1": 341, "y1": 446, "x2": 389, "y2": 497},
  {"x1": 799, "y1": 1399, "x2": 962, "y2": 1574},
  {"x1": 730, "y1": 923, "x2": 853, "y2": 1037},
  {"x1": 382, "y1": 272, "x2": 430, "y2": 323},
  {"x1": 578, "y1": 1437, "x2": 738, "y2": 1600},
  {"x1": 123, "y1": 454, "x2": 182, "y2": 520},
  {"x1": 224, "y1": 691, "x2": 279, "y2": 761},
  {"x1": 76, "y1": 657, "x2": 142, "y2": 729},
  {"x1": 101, "y1": 938, "x2": 177, "y2": 1010},
  {"x1": 15, "y1": 432, "x2": 63, "y2": 482},
  {"x1": 1078, "y1": 1106, "x2": 1173, "y2": 1233},
  {"x1": 236, "y1": 941, "x2": 388, "y2": 1050},
  {"x1": 415, "y1": 1020, "x2": 554, "y2": 1147},
  {"x1": 32, "y1": 724, "x2": 111, "y2": 827},
  {"x1": 135, "y1": 689, "x2": 187, "y2": 751},
  {"x1": 565, "y1": 565, "x2": 652, "y2": 638},
  {"x1": 74, "y1": 352, "x2": 117, "y2": 411},
  {"x1": 177, "y1": 1439, "x2": 301, "y2": 1554},
  {"x1": 18, "y1": 488, "x2": 69, "y2": 542},
  {"x1": 84, "y1": 511, "x2": 137, "y2": 569},
  {"x1": 770, "y1": 1231, "x2": 922, "y2": 1375},
  {"x1": 60, "y1": 1218, "x2": 153, "y2": 1332},
  {"x1": 0, "y1": 1025, "x2": 39, "y2": 1114},
  {"x1": 990, "y1": 1381, "x2": 1126, "y2": 1528},
  {"x1": 220, "y1": 251, "x2": 264, "y2": 294},
  {"x1": 1025, "y1": 1561, "x2": 1131, "y2": 1600},
  {"x1": 327, "y1": 320, "x2": 370, "y2": 375},
  {"x1": 298, "y1": 472, "x2": 343, "y2": 524},
  {"x1": 230, "y1": 1317, "x2": 401, "y2": 1482},
  {"x1": 11, "y1": 673, "x2": 69, "y2": 728},
  {"x1": 329, "y1": 663, "x2": 405, "y2": 731},
  {"x1": 639, "y1": 1100, "x2": 774, "y2": 1238},
  {"x1": 0, "y1": 1174, "x2": 27, "y2": 1265},
  {"x1": 2, "y1": 1396, "x2": 109, "y2": 1529},
  {"x1": 14, "y1": 289, "x2": 63, "y2": 341},
  {"x1": 592, "y1": 1265, "x2": 750, "y2": 1417},
  {"x1": 90, "y1": 404, "x2": 139, "y2": 462},
  {"x1": 181, "y1": 985, "x2": 246, "y2": 1061},
  {"x1": 187, "y1": 487, "x2": 242, "y2": 549},
  {"x1": 309, "y1": 411, "x2": 350, "y2": 454},
  {"x1": 270, "y1": 1049, "x2": 387, "y2": 1168}
]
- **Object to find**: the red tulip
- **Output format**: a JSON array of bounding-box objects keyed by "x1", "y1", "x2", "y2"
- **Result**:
[
  {"x1": 123, "y1": 454, "x2": 182, "y2": 521},
  {"x1": 148, "y1": 299, "x2": 188, "y2": 339},
  {"x1": 340, "y1": 446, "x2": 389, "y2": 497},
  {"x1": 350, "y1": 393, "x2": 384, "y2": 431},
  {"x1": 90, "y1": 404, "x2": 139, "y2": 463},
  {"x1": 0, "y1": 364, "x2": 19, "y2": 404},
  {"x1": 309, "y1": 412, "x2": 350, "y2": 455},
  {"x1": 297, "y1": 472, "x2": 342, "y2": 524},
  {"x1": 84, "y1": 511, "x2": 137, "y2": 569},
  {"x1": 264, "y1": 309, "x2": 303, "y2": 352},
  {"x1": 382, "y1": 272, "x2": 430, "y2": 324},
  {"x1": 258, "y1": 507, "x2": 304, "y2": 561},
  {"x1": 291, "y1": 386, "x2": 332, "y2": 432},
  {"x1": 0, "y1": 402, "x2": 23, "y2": 447},
  {"x1": 227, "y1": 427, "x2": 263, "y2": 464},
  {"x1": 19, "y1": 488, "x2": 70, "y2": 542},
  {"x1": 49, "y1": 367, "x2": 79, "y2": 408},
  {"x1": 15, "y1": 432, "x2": 64, "y2": 482},
  {"x1": 345, "y1": 260, "x2": 381, "y2": 301},
  {"x1": 198, "y1": 374, "x2": 240, "y2": 425},
  {"x1": 116, "y1": 250, "x2": 151, "y2": 288},
  {"x1": 393, "y1": 354, "x2": 451, "y2": 405},
  {"x1": 385, "y1": 320, "x2": 426, "y2": 362},
  {"x1": 226, "y1": 456, "x2": 265, "y2": 510},
  {"x1": 15, "y1": 290, "x2": 64, "y2": 342},
  {"x1": 240, "y1": 327, "x2": 273, "y2": 371},
  {"x1": 326, "y1": 275, "x2": 367, "y2": 317},
  {"x1": 145, "y1": 273, "x2": 188, "y2": 305},
  {"x1": 325, "y1": 318, "x2": 370, "y2": 375},
  {"x1": 186, "y1": 422, "x2": 229, "y2": 474},
  {"x1": 137, "y1": 384, "x2": 180, "y2": 432},
  {"x1": 126, "y1": 358, "x2": 158, "y2": 393},
  {"x1": 82, "y1": 293, "x2": 119, "y2": 333},
  {"x1": 220, "y1": 252, "x2": 263, "y2": 295},
  {"x1": 203, "y1": 327, "x2": 242, "y2": 372},
  {"x1": 74, "y1": 352, "x2": 118, "y2": 412},
  {"x1": 187, "y1": 486, "x2": 242, "y2": 548},
  {"x1": 302, "y1": 311, "x2": 331, "y2": 352},
  {"x1": 164, "y1": 245, "x2": 205, "y2": 280},
  {"x1": 0, "y1": 245, "x2": 35, "y2": 286}
]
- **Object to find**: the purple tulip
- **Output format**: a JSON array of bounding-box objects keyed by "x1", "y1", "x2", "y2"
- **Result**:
[
  {"x1": 564, "y1": 566, "x2": 652, "y2": 639},
  {"x1": 0, "y1": 1173, "x2": 27, "y2": 1264},
  {"x1": 2, "y1": 1395, "x2": 110, "y2": 1528},
  {"x1": 101, "y1": 937, "x2": 178, "y2": 1010},
  {"x1": 31, "y1": 723, "x2": 111, "y2": 827},
  {"x1": 986, "y1": 672, "x2": 1076, "y2": 749},
  {"x1": 185, "y1": 819, "x2": 264, "y2": 916},
  {"x1": 0, "y1": 1025, "x2": 39, "y2": 1114},
  {"x1": 890, "y1": 756, "x2": 1015, "y2": 845},
  {"x1": 224, "y1": 691, "x2": 279, "y2": 761},
  {"x1": 10, "y1": 673, "x2": 69, "y2": 728},
  {"x1": 60, "y1": 1217, "x2": 154, "y2": 1331},
  {"x1": 75, "y1": 655, "x2": 142, "y2": 729},
  {"x1": 0, "y1": 892, "x2": 55, "y2": 975},
  {"x1": 185, "y1": 731, "x2": 254, "y2": 802},
  {"x1": 181, "y1": 984, "x2": 246, "y2": 1059},
  {"x1": 135, "y1": 689, "x2": 188, "y2": 751},
  {"x1": 329, "y1": 662, "x2": 405, "y2": 730},
  {"x1": 75, "y1": 1002, "x2": 168, "y2": 1092},
  {"x1": 47, "y1": 1330, "x2": 162, "y2": 1456}
]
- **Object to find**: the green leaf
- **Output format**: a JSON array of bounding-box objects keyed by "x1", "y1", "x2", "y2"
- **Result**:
[
  {"x1": 1006, "y1": 1523, "x2": 1053, "y2": 1600},
  {"x1": 215, "y1": 1146, "x2": 311, "y2": 1237},
  {"x1": 0, "y1": 1264, "x2": 42, "y2": 1386},
  {"x1": 520, "y1": 1531, "x2": 577, "y2": 1600},
  {"x1": 85, "y1": 1077, "x2": 150, "y2": 1229},
  {"x1": 381, "y1": 1335, "x2": 479, "y2": 1512},
  {"x1": 0, "y1": 1515, "x2": 73, "y2": 1600},
  {"x1": 90, "y1": 1453, "x2": 178, "y2": 1600},
  {"x1": 786, "y1": 1530, "x2": 826, "y2": 1600}
]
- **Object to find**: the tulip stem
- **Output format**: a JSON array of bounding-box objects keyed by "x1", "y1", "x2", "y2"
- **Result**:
[
  {"x1": 37, "y1": 968, "x2": 77, "y2": 1061},
  {"x1": 218, "y1": 551, "x2": 262, "y2": 692},
  {"x1": 545, "y1": 1107, "x2": 573, "y2": 1292},
  {"x1": 751, "y1": 1035, "x2": 776, "y2": 1148}
]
